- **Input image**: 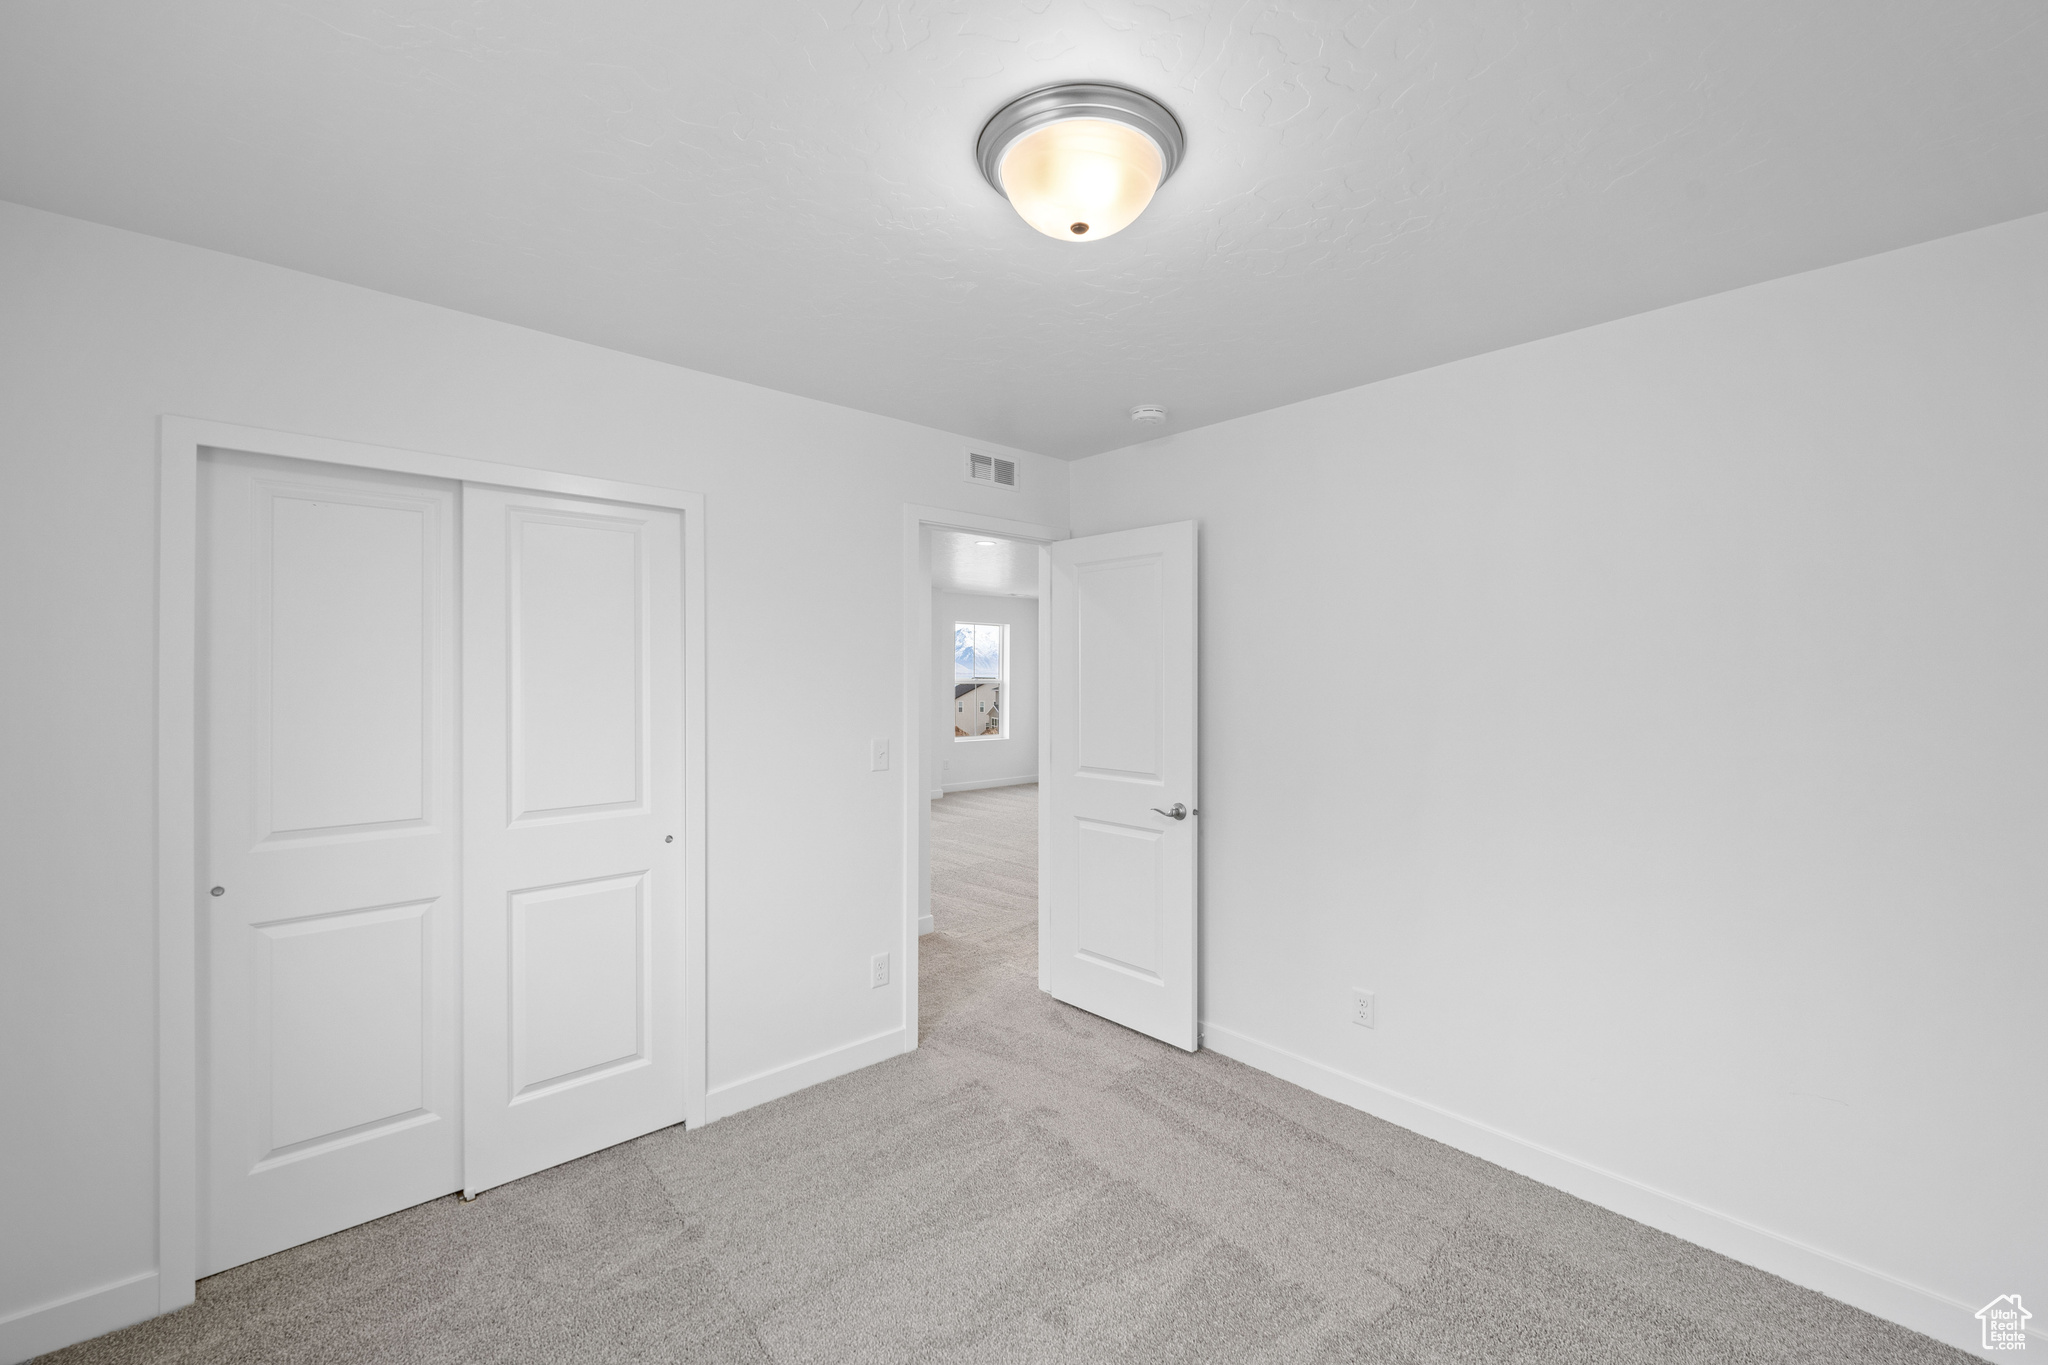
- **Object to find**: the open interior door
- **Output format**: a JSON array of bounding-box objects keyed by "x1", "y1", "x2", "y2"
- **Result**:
[{"x1": 1041, "y1": 521, "x2": 1199, "y2": 1050}]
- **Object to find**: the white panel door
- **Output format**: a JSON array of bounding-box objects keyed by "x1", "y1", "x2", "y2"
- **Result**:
[
  {"x1": 197, "y1": 451, "x2": 461, "y2": 1275},
  {"x1": 1042, "y1": 521, "x2": 1199, "y2": 1050},
  {"x1": 462, "y1": 485, "x2": 687, "y2": 1195}
]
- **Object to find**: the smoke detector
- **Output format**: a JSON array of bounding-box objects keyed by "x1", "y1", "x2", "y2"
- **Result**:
[{"x1": 1130, "y1": 404, "x2": 1168, "y2": 426}]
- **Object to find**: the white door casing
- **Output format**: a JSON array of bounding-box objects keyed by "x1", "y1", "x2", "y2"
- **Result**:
[
  {"x1": 460, "y1": 485, "x2": 688, "y2": 1195},
  {"x1": 1042, "y1": 521, "x2": 1199, "y2": 1050},
  {"x1": 197, "y1": 451, "x2": 461, "y2": 1275}
]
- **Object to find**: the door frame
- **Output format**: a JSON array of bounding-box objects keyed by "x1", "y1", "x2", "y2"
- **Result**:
[
  {"x1": 155, "y1": 416, "x2": 708, "y2": 1313},
  {"x1": 897, "y1": 504, "x2": 1066, "y2": 1050}
]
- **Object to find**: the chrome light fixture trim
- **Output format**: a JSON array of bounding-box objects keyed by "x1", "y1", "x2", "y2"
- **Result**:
[{"x1": 976, "y1": 82, "x2": 1185, "y2": 199}]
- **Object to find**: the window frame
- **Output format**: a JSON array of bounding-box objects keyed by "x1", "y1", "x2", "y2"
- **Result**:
[{"x1": 952, "y1": 620, "x2": 1009, "y2": 742}]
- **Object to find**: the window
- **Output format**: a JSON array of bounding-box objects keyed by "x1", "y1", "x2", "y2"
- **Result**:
[{"x1": 954, "y1": 622, "x2": 1005, "y2": 740}]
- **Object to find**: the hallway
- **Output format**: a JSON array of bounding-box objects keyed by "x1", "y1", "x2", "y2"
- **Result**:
[{"x1": 923, "y1": 782, "x2": 1038, "y2": 1039}]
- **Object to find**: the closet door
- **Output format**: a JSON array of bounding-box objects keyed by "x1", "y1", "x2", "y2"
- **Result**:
[
  {"x1": 461, "y1": 485, "x2": 687, "y2": 1195},
  {"x1": 196, "y1": 451, "x2": 461, "y2": 1274}
]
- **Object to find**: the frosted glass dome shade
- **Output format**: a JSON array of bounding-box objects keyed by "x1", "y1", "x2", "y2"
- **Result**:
[{"x1": 998, "y1": 118, "x2": 1164, "y2": 242}]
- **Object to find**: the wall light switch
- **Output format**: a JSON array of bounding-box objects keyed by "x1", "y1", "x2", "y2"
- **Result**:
[
  {"x1": 871, "y1": 952, "x2": 891, "y2": 989},
  {"x1": 1351, "y1": 989, "x2": 1376, "y2": 1029},
  {"x1": 871, "y1": 738, "x2": 889, "y2": 771}
]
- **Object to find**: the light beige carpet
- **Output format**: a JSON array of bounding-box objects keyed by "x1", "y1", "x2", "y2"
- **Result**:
[{"x1": 43, "y1": 780, "x2": 1968, "y2": 1363}]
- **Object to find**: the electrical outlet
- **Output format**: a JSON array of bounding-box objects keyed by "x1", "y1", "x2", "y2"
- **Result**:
[
  {"x1": 1351, "y1": 988, "x2": 1376, "y2": 1029},
  {"x1": 871, "y1": 738, "x2": 890, "y2": 771},
  {"x1": 871, "y1": 952, "x2": 891, "y2": 989}
]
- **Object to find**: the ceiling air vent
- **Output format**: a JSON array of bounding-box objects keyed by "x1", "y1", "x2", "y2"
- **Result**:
[{"x1": 965, "y1": 451, "x2": 1018, "y2": 490}]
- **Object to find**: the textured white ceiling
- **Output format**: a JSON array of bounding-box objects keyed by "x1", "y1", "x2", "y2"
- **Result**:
[
  {"x1": 931, "y1": 530, "x2": 1040, "y2": 598},
  {"x1": 3, "y1": 2, "x2": 2045, "y2": 458}
]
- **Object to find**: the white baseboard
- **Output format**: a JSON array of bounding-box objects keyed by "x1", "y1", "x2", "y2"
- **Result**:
[
  {"x1": 917, "y1": 914, "x2": 934, "y2": 935},
  {"x1": 704, "y1": 1026, "x2": 907, "y2": 1123},
  {"x1": 940, "y1": 775, "x2": 1036, "y2": 793},
  {"x1": 0, "y1": 1271, "x2": 159, "y2": 1365},
  {"x1": 929, "y1": 787, "x2": 944, "y2": 800},
  {"x1": 1198, "y1": 1022, "x2": 2017, "y2": 1362}
]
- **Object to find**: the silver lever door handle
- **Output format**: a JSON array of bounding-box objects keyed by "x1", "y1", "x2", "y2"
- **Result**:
[{"x1": 1151, "y1": 803, "x2": 1189, "y2": 820}]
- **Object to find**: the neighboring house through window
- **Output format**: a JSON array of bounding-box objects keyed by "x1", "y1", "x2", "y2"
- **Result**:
[{"x1": 954, "y1": 622, "x2": 1005, "y2": 739}]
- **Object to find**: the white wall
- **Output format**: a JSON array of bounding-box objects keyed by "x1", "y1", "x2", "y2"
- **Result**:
[
  {"x1": 0, "y1": 200, "x2": 1065, "y2": 1350},
  {"x1": 1069, "y1": 213, "x2": 2048, "y2": 1357},
  {"x1": 931, "y1": 591, "x2": 1039, "y2": 792}
]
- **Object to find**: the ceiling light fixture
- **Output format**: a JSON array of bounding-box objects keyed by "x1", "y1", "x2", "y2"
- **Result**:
[
  {"x1": 975, "y1": 539, "x2": 998, "y2": 547},
  {"x1": 978, "y1": 83, "x2": 1184, "y2": 243}
]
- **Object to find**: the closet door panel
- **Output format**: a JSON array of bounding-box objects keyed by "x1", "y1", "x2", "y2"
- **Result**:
[
  {"x1": 462, "y1": 485, "x2": 686, "y2": 1195},
  {"x1": 197, "y1": 450, "x2": 461, "y2": 1276}
]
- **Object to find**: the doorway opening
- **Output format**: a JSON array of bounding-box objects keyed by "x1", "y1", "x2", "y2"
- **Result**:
[
  {"x1": 898, "y1": 507, "x2": 1062, "y2": 1048},
  {"x1": 923, "y1": 528, "x2": 1043, "y2": 1033},
  {"x1": 897, "y1": 506, "x2": 1199, "y2": 1057}
]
